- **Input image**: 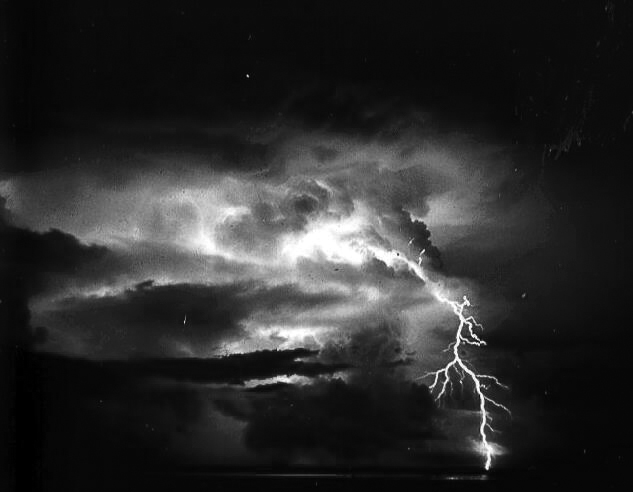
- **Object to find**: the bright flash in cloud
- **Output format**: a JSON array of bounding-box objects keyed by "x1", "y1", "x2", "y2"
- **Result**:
[{"x1": 281, "y1": 215, "x2": 369, "y2": 265}]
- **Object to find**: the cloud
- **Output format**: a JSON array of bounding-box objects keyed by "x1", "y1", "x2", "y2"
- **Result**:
[
  {"x1": 213, "y1": 377, "x2": 436, "y2": 463},
  {"x1": 320, "y1": 315, "x2": 410, "y2": 371},
  {"x1": 32, "y1": 347, "x2": 348, "y2": 385},
  {"x1": 2, "y1": 124, "x2": 280, "y2": 175},
  {"x1": 1, "y1": 108, "x2": 551, "y2": 365},
  {"x1": 208, "y1": 312, "x2": 433, "y2": 464},
  {"x1": 0, "y1": 202, "x2": 108, "y2": 349},
  {"x1": 214, "y1": 178, "x2": 348, "y2": 256},
  {"x1": 381, "y1": 205, "x2": 443, "y2": 268},
  {"x1": 12, "y1": 349, "x2": 210, "y2": 487},
  {"x1": 37, "y1": 280, "x2": 347, "y2": 357},
  {"x1": 9, "y1": 346, "x2": 352, "y2": 485},
  {"x1": 103, "y1": 348, "x2": 349, "y2": 384},
  {"x1": 0, "y1": 213, "x2": 108, "y2": 297},
  {"x1": 279, "y1": 83, "x2": 429, "y2": 138}
]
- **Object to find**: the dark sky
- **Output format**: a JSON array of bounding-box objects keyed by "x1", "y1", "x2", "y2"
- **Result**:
[{"x1": 2, "y1": 1, "x2": 633, "y2": 491}]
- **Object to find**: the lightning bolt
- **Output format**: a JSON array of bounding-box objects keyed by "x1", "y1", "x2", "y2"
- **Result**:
[
  {"x1": 283, "y1": 222, "x2": 511, "y2": 469},
  {"x1": 420, "y1": 289, "x2": 511, "y2": 471},
  {"x1": 363, "y1": 245, "x2": 511, "y2": 470}
]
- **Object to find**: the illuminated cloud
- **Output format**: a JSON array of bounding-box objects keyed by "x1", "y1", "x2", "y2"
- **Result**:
[{"x1": 1, "y1": 115, "x2": 551, "y2": 362}]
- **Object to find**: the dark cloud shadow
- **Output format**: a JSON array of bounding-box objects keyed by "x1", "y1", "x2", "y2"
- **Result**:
[
  {"x1": 8, "y1": 346, "x2": 351, "y2": 489},
  {"x1": 0, "y1": 198, "x2": 108, "y2": 350},
  {"x1": 213, "y1": 377, "x2": 436, "y2": 465}
]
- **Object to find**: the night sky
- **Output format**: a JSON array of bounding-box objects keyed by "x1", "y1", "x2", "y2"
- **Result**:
[{"x1": 2, "y1": 1, "x2": 633, "y2": 491}]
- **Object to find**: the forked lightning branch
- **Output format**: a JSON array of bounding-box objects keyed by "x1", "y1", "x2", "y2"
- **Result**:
[{"x1": 365, "y1": 245, "x2": 512, "y2": 470}]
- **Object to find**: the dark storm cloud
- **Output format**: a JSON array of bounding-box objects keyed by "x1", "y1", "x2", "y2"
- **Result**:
[
  {"x1": 209, "y1": 313, "x2": 431, "y2": 463},
  {"x1": 320, "y1": 316, "x2": 411, "y2": 371},
  {"x1": 26, "y1": 237, "x2": 263, "y2": 297},
  {"x1": 1, "y1": 123, "x2": 281, "y2": 176},
  {"x1": 383, "y1": 206, "x2": 443, "y2": 268},
  {"x1": 41, "y1": 280, "x2": 346, "y2": 357},
  {"x1": 13, "y1": 344, "x2": 413, "y2": 489},
  {"x1": 99, "y1": 348, "x2": 349, "y2": 384},
  {"x1": 29, "y1": 347, "x2": 348, "y2": 386},
  {"x1": 280, "y1": 83, "x2": 427, "y2": 138},
  {"x1": 12, "y1": 351, "x2": 204, "y2": 489},
  {"x1": 0, "y1": 197, "x2": 108, "y2": 297},
  {"x1": 0, "y1": 198, "x2": 108, "y2": 349},
  {"x1": 9, "y1": 0, "x2": 630, "y2": 154},
  {"x1": 360, "y1": 257, "x2": 418, "y2": 282},
  {"x1": 0, "y1": 226, "x2": 107, "y2": 292},
  {"x1": 11, "y1": 346, "x2": 351, "y2": 487},
  {"x1": 213, "y1": 377, "x2": 435, "y2": 462}
]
